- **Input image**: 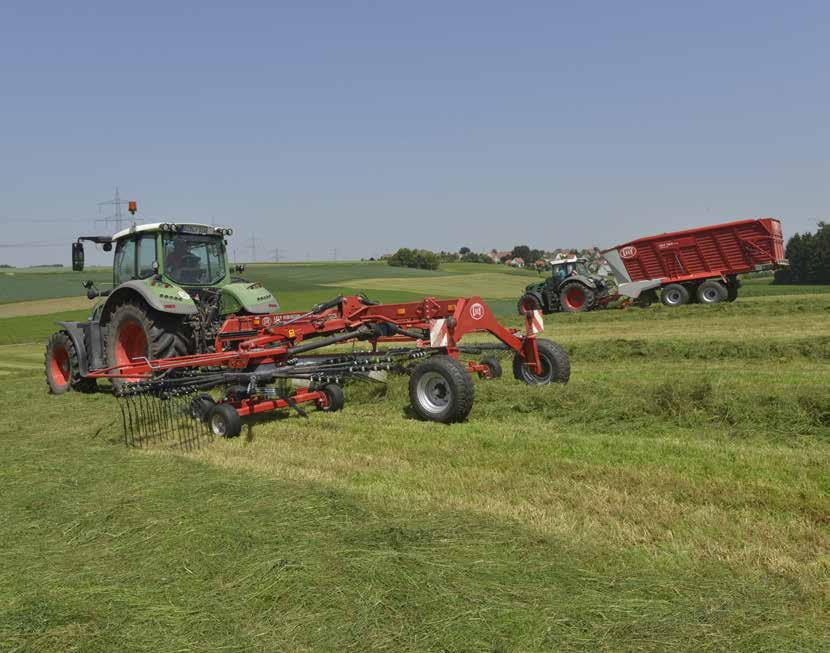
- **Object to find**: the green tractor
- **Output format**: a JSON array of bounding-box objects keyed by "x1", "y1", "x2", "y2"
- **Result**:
[
  {"x1": 45, "y1": 222, "x2": 279, "y2": 394},
  {"x1": 517, "y1": 257, "x2": 611, "y2": 314}
]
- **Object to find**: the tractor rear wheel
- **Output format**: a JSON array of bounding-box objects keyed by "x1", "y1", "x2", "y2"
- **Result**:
[
  {"x1": 697, "y1": 280, "x2": 727, "y2": 305},
  {"x1": 512, "y1": 339, "x2": 570, "y2": 385},
  {"x1": 559, "y1": 282, "x2": 595, "y2": 312},
  {"x1": 409, "y1": 355, "x2": 475, "y2": 423},
  {"x1": 104, "y1": 299, "x2": 189, "y2": 393},
  {"x1": 661, "y1": 284, "x2": 690, "y2": 307},
  {"x1": 44, "y1": 331, "x2": 96, "y2": 394}
]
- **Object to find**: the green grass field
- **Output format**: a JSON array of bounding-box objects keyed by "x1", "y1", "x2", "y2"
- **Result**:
[{"x1": 1, "y1": 264, "x2": 828, "y2": 651}]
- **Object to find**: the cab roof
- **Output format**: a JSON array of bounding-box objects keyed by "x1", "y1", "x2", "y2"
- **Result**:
[{"x1": 111, "y1": 222, "x2": 230, "y2": 241}]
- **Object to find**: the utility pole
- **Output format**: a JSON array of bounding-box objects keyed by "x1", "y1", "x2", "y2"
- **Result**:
[
  {"x1": 96, "y1": 187, "x2": 133, "y2": 232},
  {"x1": 271, "y1": 248, "x2": 286, "y2": 263},
  {"x1": 331, "y1": 248, "x2": 338, "y2": 261},
  {"x1": 249, "y1": 235, "x2": 257, "y2": 263}
]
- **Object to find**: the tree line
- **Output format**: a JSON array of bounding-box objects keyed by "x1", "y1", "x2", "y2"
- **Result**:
[{"x1": 774, "y1": 222, "x2": 830, "y2": 284}]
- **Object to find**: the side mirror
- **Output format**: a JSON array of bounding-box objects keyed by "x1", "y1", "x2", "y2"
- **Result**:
[{"x1": 72, "y1": 242, "x2": 85, "y2": 271}]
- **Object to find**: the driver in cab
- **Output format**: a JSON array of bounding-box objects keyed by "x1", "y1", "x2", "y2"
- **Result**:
[{"x1": 165, "y1": 239, "x2": 197, "y2": 281}]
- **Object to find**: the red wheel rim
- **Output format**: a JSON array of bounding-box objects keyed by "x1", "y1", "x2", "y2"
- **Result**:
[
  {"x1": 50, "y1": 345, "x2": 71, "y2": 387},
  {"x1": 115, "y1": 321, "x2": 148, "y2": 381},
  {"x1": 565, "y1": 287, "x2": 585, "y2": 309}
]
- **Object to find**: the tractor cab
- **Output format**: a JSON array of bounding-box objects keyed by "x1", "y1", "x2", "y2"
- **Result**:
[{"x1": 546, "y1": 257, "x2": 592, "y2": 287}]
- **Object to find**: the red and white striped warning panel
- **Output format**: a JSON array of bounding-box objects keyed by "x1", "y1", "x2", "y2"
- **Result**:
[
  {"x1": 528, "y1": 310, "x2": 544, "y2": 335},
  {"x1": 430, "y1": 318, "x2": 449, "y2": 347}
]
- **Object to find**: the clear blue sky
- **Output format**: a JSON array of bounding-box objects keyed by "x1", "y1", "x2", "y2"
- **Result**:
[{"x1": 1, "y1": 0, "x2": 827, "y2": 265}]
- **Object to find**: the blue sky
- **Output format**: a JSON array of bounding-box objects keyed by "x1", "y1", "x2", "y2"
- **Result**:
[{"x1": 1, "y1": 1, "x2": 827, "y2": 265}]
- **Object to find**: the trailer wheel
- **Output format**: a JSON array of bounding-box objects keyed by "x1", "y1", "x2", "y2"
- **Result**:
[
  {"x1": 726, "y1": 283, "x2": 739, "y2": 302},
  {"x1": 660, "y1": 284, "x2": 690, "y2": 307},
  {"x1": 479, "y1": 357, "x2": 502, "y2": 379},
  {"x1": 409, "y1": 356, "x2": 474, "y2": 423},
  {"x1": 44, "y1": 331, "x2": 96, "y2": 394},
  {"x1": 517, "y1": 293, "x2": 542, "y2": 315},
  {"x1": 208, "y1": 403, "x2": 242, "y2": 438},
  {"x1": 512, "y1": 339, "x2": 570, "y2": 385},
  {"x1": 559, "y1": 282, "x2": 595, "y2": 312},
  {"x1": 697, "y1": 280, "x2": 727, "y2": 305},
  {"x1": 317, "y1": 383, "x2": 345, "y2": 412}
]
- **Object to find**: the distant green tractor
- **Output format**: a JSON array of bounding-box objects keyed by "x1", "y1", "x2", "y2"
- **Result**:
[
  {"x1": 517, "y1": 257, "x2": 611, "y2": 314},
  {"x1": 45, "y1": 222, "x2": 279, "y2": 393}
]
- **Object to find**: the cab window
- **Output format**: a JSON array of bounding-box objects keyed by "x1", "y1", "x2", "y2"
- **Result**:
[
  {"x1": 137, "y1": 234, "x2": 157, "y2": 278},
  {"x1": 114, "y1": 238, "x2": 137, "y2": 284}
]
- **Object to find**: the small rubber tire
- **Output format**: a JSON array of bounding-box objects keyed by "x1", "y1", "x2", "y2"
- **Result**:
[
  {"x1": 207, "y1": 403, "x2": 242, "y2": 438},
  {"x1": 727, "y1": 285, "x2": 739, "y2": 302},
  {"x1": 409, "y1": 355, "x2": 475, "y2": 423},
  {"x1": 697, "y1": 280, "x2": 727, "y2": 305},
  {"x1": 517, "y1": 293, "x2": 542, "y2": 315},
  {"x1": 512, "y1": 339, "x2": 570, "y2": 385},
  {"x1": 559, "y1": 281, "x2": 595, "y2": 312},
  {"x1": 660, "y1": 284, "x2": 690, "y2": 307},
  {"x1": 317, "y1": 383, "x2": 345, "y2": 412},
  {"x1": 190, "y1": 393, "x2": 216, "y2": 421},
  {"x1": 479, "y1": 357, "x2": 502, "y2": 379},
  {"x1": 45, "y1": 331, "x2": 96, "y2": 394}
]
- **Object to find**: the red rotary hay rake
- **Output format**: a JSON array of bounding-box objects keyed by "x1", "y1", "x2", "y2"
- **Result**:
[{"x1": 82, "y1": 294, "x2": 569, "y2": 447}]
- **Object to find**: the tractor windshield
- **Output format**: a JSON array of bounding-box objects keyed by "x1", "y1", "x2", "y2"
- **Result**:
[{"x1": 163, "y1": 234, "x2": 226, "y2": 285}]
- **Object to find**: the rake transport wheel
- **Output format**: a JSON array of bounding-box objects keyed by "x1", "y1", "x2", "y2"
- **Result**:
[
  {"x1": 512, "y1": 338, "x2": 570, "y2": 385},
  {"x1": 517, "y1": 293, "x2": 542, "y2": 315},
  {"x1": 190, "y1": 393, "x2": 216, "y2": 421},
  {"x1": 409, "y1": 355, "x2": 475, "y2": 423},
  {"x1": 479, "y1": 357, "x2": 503, "y2": 380},
  {"x1": 559, "y1": 281, "x2": 595, "y2": 313},
  {"x1": 316, "y1": 383, "x2": 345, "y2": 412},
  {"x1": 44, "y1": 331, "x2": 96, "y2": 394},
  {"x1": 104, "y1": 299, "x2": 189, "y2": 393},
  {"x1": 660, "y1": 283, "x2": 690, "y2": 307},
  {"x1": 207, "y1": 403, "x2": 242, "y2": 438},
  {"x1": 697, "y1": 280, "x2": 727, "y2": 305}
]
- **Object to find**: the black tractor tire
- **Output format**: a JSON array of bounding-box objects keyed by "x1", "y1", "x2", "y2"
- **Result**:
[
  {"x1": 726, "y1": 282, "x2": 739, "y2": 302},
  {"x1": 409, "y1": 355, "x2": 475, "y2": 423},
  {"x1": 44, "y1": 331, "x2": 96, "y2": 394},
  {"x1": 207, "y1": 403, "x2": 242, "y2": 438},
  {"x1": 512, "y1": 338, "x2": 570, "y2": 385},
  {"x1": 479, "y1": 357, "x2": 502, "y2": 380},
  {"x1": 660, "y1": 284, "x2": 690, "y2": 307},
  {"x1": 517, "y1": 293, "x2": 543, "y2": 315},
  {"x1": 559, "y1": 281, "x2": 595, "y2": 312},
  {"x1": 697, "y1": 280, "x2": 727, "y2": 305},
  {"x1": 317, "y1": 383, "x2": 345, "y2": 412},
  {"x1": 103, "y1": 299, "x2": 189, "y2": 393}
]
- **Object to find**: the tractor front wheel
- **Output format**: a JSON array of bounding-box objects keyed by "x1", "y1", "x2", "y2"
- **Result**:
[
  {"x1": 104, "y1": 300, "x2": 189, "y2": 393},
  {"x1": 512, "y1": 339, "x2": 570, "y2": 385},
  {"x1": 44, "y1": 331, "x2": 96, "y2": 394},
  {"x1": 559, "y1": 282, "x2": 595, "y2": 312}
]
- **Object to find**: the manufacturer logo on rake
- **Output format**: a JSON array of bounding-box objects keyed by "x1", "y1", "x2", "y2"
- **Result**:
[
  {"x1": 620, "y1": 246, "x2": 637, "y2": 259},
  {"x1": 469, "y1": 303, "x2": 485, "y2": 320}
]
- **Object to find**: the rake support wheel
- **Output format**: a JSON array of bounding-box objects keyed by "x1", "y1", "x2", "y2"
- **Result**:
[
  {"x1": 512, "y1": 338, "x2": 570, "y2": 385},
  {"x1": 208, "y1": 403, "x2": 242, "y2": 438},
  {"x1": 409, "y1": 355, "x2": 475, "y2": 423}
]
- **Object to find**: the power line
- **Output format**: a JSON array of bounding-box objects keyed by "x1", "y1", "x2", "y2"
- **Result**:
[
  {"x1": 270, "y1": 248, "x2": 287, "y2": 262},
  {"x1": 96, "y1": 187, "x2": 133, "y2": 233},
  {"x1": 248, "y1": 235, "x2": 257, "y2": 263}
]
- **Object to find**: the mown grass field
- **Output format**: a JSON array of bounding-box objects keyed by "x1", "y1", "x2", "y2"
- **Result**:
[{"x1": 0, "y1": 263, "x2": 828, "y2": 651}]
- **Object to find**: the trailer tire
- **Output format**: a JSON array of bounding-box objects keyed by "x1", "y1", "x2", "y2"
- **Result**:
[
  {"x1": 727, "y1": 284, "x2": 739, "y2": 302},
  {"x1": 409, "y1": 356, "x2": 474, "y2": 423},
  {"x1": 103, "y1": 299, "x2": 189, "y2": 393},
  {"x1": 317, "y1": 383, "x2": 345, "y2": 412},
  {"x1": 208, "y1": 403, "x2": 242, "y2": 438},
  {"x1": 697, "y1": 280, "x2": 727, "y2": 305},
  {"x1": 479, "y1": 357, "x2": 502, "y2": 379},
  {"x1": 45, "y1": 331, "x2": 96, "y2": 394},
  {"x1": 660, "y1": 284, "x2": 690, "y2": 307},
  {"x1": 512, "y1": 339, "x2": 570, "y2": 385},
  {"x1": 517, "y1": 293, "x2": 543, "y2": 315},
  {"x1": 559, "y1": 281, "x2": 595, "y2": 312}
]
